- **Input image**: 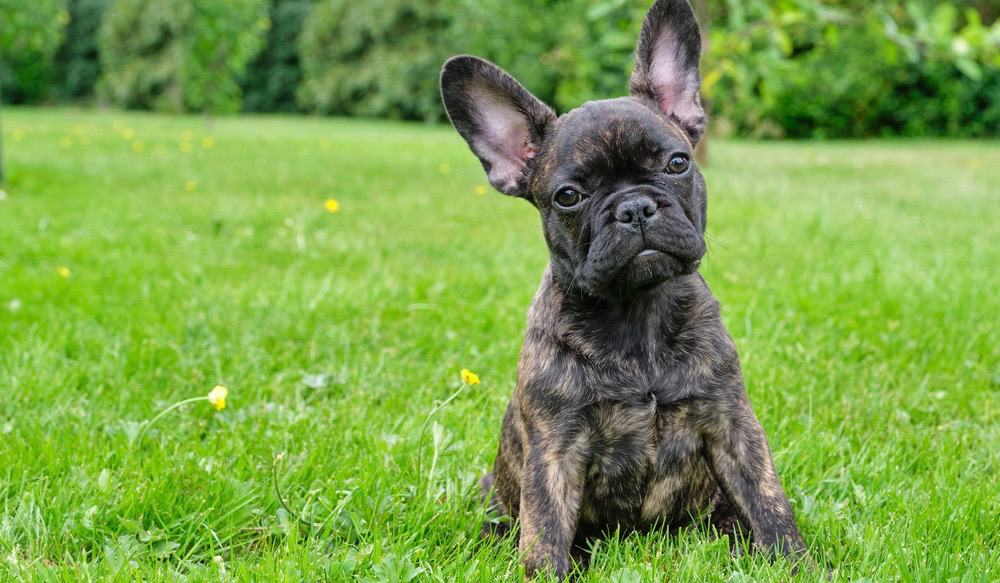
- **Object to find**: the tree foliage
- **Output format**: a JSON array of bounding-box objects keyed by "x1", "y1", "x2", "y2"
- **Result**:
[
  {"x1": 298, "y1": 0, "x2": 457, "y2": 121},
  {"x1": 2, "y1": 0, "x2": 997, "y2": 136},
  {"x1": 54, "y1": 0, "x2": 111, "y2": 99},
  {"x1": 241, "y1": 0, "x2": 312, "y2": 113},
  {"x1": 0, "y1": 0, "x2": 69, "y2": 103},
  {"x1": 97, "y1": 0, "x2": 269, "y2": 113},
  {"x1": 703, "y1": 0, "x2": 1000, "y2": 137}
]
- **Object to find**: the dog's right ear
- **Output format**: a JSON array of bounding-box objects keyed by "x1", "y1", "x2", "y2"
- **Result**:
[{"x1": 440, "y1": 56, "x2": 555, "y2": 198}]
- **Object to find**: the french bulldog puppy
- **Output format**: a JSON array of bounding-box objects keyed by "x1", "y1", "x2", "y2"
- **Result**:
[{"x1": 440, "y1": 0, "x2": 811, "y2": 577}]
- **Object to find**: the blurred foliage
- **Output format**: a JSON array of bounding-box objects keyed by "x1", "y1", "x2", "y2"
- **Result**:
[
  {"x1": 3, "y1": 0, "x2": 998, "y2": 137},
  {"x1": 53, "y1": 0, "x2": 110, "y2": 100},
  {"x1": 703, "y1": 0, "x2": 1000, "y2": 137},
  {"x1": 449, "y1": 0, "x2": 570, "y2": 109},
  {"x1": 298, "y1": 0, "x2": 456, "y2": 121},
  {"x1": 242, "y1": 0, "x2": 312, "y2": 112},
  {"x1": 97, "y1": 0, "x2": 268, "y2": 113},
  {"x1": 0, "y1": 0, "x2": 68, "y2": 103}
]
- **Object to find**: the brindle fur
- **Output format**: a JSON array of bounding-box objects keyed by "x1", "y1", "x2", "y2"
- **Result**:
[{"x1": 440, "y1": 0, "x2": 810, "y2": 577}]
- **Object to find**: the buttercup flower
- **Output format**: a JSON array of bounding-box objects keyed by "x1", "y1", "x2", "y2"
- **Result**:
[
  {"x1": 439, "y1": 163, "x2": 451, "y2": 174},
  {"x1": 461, "y1": 368, "x2": 480, "y2": 385},
  {"x1": 121, "y1": 128, "x2": 135, "y2": 140},
  {"x1": 179, "y1": 142, "x2": 193, "y2": 154},
  {"x1": 185, "y1": 181, "x2": 197, "y2": 192},
  {"x1": 201, "y1": 136, "x2": 215, "y2": 149},
  {"x1": 474, "y1": 185, "x2": 487, "y2": 195},
  {"x1": 324, "y1": 198, "x2": 340, "y2": 213},
  {"x1": 132, "y1": 141, "x2": 145, "y2": 153},
  {"x1": 57, "y1": 266, "x2": 71, "y2": 278},
  {"x1": 207, "y1": 385, "x2": 228, "y2": 411}
]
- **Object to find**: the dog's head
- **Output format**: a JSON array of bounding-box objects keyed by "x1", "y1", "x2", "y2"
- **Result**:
[{"x1": 441, "y1": 0, "x2": 707, "y2": 301}]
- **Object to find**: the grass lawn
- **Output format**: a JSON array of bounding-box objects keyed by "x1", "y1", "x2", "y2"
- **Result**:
[{"x1": 0, "y1": 107, "x2": 997, "y2": 581}]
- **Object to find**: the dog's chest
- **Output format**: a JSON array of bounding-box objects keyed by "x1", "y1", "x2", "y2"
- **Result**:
[{"x1": 579, "y1": 395, "x2": 710, "y2": 530}]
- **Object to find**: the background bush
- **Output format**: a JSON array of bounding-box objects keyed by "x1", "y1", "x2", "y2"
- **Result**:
[
  {"x1": 703, "y1": 0, "x2": 1000, "y2": 138},
  {"x1": 96, "y1": 0, "x2": 269, "y2": 113},
  {"x1": 2, "y1": 0, "x2": 997, "y2": 137},
  {"x1": 0, "y1": 0, "x2": 68, "y2": 103},
  {"x1": 53, "y1": 0, "x2": 110, "y2": 100},
  {"x1": 241, "y1": 0, "x2": 312, "y2": 113},
  {"x1": 298, "y1": 0, "x2": 457, "y2": 121}
]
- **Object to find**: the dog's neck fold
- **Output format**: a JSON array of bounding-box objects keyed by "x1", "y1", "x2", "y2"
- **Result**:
[{"x1": 528, "y1": 264, "x2": 714, "y2": 364}]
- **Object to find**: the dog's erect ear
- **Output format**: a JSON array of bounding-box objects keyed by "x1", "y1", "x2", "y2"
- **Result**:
[
  {"x1": 630, "y1": 0, "x2": 706, "y2": 144},
  {"x1": 440, "y1": 56, "x2": 555, "y2": 197}
]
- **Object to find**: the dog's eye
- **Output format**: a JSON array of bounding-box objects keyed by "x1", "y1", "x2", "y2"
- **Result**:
[
  {"x1": 553, "y1": 187, "x2": 583, "y2": 208},
  {"x1": 666, "y1": 154, "x2": 690, "y2": 175}
]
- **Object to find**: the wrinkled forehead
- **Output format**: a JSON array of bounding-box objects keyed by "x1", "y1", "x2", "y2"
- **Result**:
[{"x1": 547, "y1": 98, "x2": 690, "y2": 178}]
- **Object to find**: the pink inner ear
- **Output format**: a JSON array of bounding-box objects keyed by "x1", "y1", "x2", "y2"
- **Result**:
[
  {"x1": 649, "y1": 29, "x2": 701, "y2": 131},
  {"x1": 470, "y1": 87, "x2": 538, "y2": 193}
]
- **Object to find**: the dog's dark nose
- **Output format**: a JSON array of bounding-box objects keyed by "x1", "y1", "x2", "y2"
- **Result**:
[{"x1": 615, "y1": 196, "x2": 658, "y2": 224}]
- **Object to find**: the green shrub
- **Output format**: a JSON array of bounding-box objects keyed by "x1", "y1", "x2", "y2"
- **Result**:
[
  {"x1": 242, "y1": 0, "x2": 312, "y2": 113},
  {"x1": 704, "y1": 0, "x2": 1000, "y2": 138},
  {"x1": 2, "y1": 0, "x2": 996, "y2": 137},
  {"x1": 298, "y1": 0, "x2": 458, "y2": 121},
  {"x1": 54, "y1": 0, "x2": 110, "y2": 100},
  {"x1": 0, "y1": 0, "x2": 68, "y2": 103},
  {"x1": 98, "y1": 0, "x2": 269, "y2": 113},
  {"x1": 547, "y1": 0, "x2": 647, "y2": 111},
  {"x1": 451, "y1": 0, "x2": 573, "y2": 110}
]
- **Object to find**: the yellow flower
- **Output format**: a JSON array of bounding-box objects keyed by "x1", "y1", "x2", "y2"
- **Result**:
[
  {"x1": 207, "y1": 385, "x2": 228, "y2": 411},
  {"x1": 11, "y1": 129, "x2": 24, "y2": 142},
  {"x1": 132, "y1": 141, "x2": 145, "y2": 153},
  {"x1": 59, "y1": 137, "x2": 73, "y2": 149},
  {"x1": 460, "y1": 368, "x2": 480, "y2": 385},
  {"x1": 438, "y1": 163, "x2": 451, "y2": 174},
  {"x1": 201, "y1": 136, "x2": 215, "y2": 149},
  {"x1": 121, "y1": 128, "x2": 135, "y2": 140},
  {"x1": 181, "y1": 130, "x2": 195, "y2": 141},
  {"x1": 474, "y1": 185, "x2": 487, "y2": 195},
  {"x1": 185, "y1": 180, "x2": 197, "y2": 192},
  {"x1": 57, "y1": 266, "x2": 71, "y2": 278},
  {"x1": 179, "y1": 141, "x2": 193, "y2": 154},
  {"x1": 324, "y1": 198, "x2": 340, "y2": 213}
]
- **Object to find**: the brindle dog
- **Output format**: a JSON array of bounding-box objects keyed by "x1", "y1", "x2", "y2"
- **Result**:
[{"x1": 440, "y1": 0, "x2": 811, "y2": 577}]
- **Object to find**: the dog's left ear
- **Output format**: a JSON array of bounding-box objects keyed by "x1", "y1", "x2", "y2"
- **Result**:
[
  {"x1": 440, "y1": 55, "x2": 555, "y2": 198},
  {"x1": 630, "y1": 0, "x2": 706, "y2": 145}
]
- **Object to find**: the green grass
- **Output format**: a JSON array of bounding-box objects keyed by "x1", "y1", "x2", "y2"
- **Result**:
[{"x1": 0, "y1": 107, "x2": 997, "y2": 581}]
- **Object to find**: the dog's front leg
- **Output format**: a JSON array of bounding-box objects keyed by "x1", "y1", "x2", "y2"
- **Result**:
[
  {"x1": 518, "y1": 419, "x2": 588, "y2": 579},
  {"x1": 703, "y1": 396, "x2": 810, "y2": 564}
]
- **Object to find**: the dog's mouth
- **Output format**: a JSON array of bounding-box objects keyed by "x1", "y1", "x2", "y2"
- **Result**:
[
  {"x1": 623, "y1": 250, "x2": 701, "y2": 291},
  {"x1": 575, "y1": 241, "x2": 705, "y2": 299}
]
